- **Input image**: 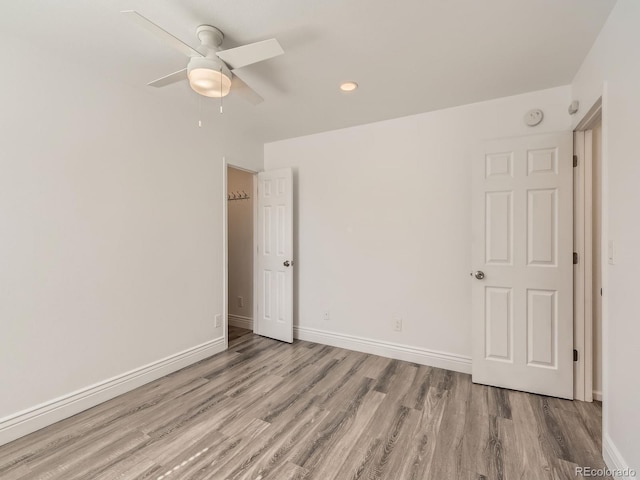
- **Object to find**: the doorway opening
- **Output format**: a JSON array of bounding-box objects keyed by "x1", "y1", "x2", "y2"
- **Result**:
[
  {"x1": 226, "y1": 165, "x2": 256, "y2": 345},
  {"x1": 573, "y1": 99, "x2": 603, "y2": 403}
]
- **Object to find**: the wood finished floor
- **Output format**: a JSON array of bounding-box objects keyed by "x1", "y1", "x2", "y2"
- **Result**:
[
  {"x1": 228, "y1": 325, "x2": 252, "y2": 343},
  {"x1": 0, "y1": 330, "x2": 610, "y2": 480}
]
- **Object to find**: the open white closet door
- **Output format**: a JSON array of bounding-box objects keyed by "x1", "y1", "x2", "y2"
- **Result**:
[
  {"x1": 256, "y1": 168, "x2": 293, "y2": 343},
  {"x1": 471, "y1": 132, "x2": 574, "y2": 399}
]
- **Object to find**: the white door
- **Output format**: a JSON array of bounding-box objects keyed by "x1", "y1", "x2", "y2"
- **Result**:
[
  {"x1": 256, "y1": 168, "x2": 294, "y2": 343},
  {"x1": 472, "y1": 132, "x2": 574, "y2": 399}
]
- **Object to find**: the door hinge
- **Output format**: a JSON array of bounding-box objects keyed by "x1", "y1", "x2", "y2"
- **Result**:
[
  {"x1": 573, "y1": 252, "x2": 578, "y2": 264},
  {"x1": 573, "y1": 349, "x2": 578, "y2": 362},
  {"x1": 573, "y1": 155, "x2": 578, "y2": 167},
  {"x1": 600, "y1": 288, "x2": 603, "y2": 296}
]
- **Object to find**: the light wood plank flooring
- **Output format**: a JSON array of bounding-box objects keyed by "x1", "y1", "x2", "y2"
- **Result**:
[{"x1": 0, "y1": 331, "x2": 610, "y2": 480}]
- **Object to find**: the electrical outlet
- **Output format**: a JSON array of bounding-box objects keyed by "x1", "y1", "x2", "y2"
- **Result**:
[
  {"x1": 214, "y1": 314, "x2": 222, "y2": 328},
  {"x1": 237, "y1": 296, "x2": 244, "y2": 308},
  {"x1": 323, "y1": 311, "x2": 330, "y2": 321},
  {"x1": 393, "y1": 318, "x2": 402, "y2": 332}
]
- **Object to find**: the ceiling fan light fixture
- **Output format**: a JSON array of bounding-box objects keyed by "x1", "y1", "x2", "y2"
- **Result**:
[
  {"x1": 188, "y1": 68, "x2": 232, "y2": 97},
  {"x1": 187, "y1": 57, "x2": 232, "y2": 98},
  {"x1": 339, "y1": 81, "x2": 358, "y2": 92}
]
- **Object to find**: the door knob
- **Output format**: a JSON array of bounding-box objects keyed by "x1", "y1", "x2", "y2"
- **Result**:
[
  {"x1": 474, "y1": 271, "x2": 485, "y2": 280},
  {"x1": 284, "y1": 260, "x2": 293, "y2": 267}
]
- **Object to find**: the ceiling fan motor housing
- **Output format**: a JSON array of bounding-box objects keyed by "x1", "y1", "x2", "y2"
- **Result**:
[
  {"x1": 187, "y1": 26, "x2": 232, "y2": 98},
  {"x1": 196, "y1": 25, "x2": 224, "y2": 50}
]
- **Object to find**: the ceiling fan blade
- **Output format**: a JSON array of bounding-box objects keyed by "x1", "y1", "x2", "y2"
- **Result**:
[
  {"x1": 217, "y1": 39, "x2": 283, "y2": 69},
  {"x1": 121, "y1": 10, "x2": 203, "y2": 58},
  {"x1": 148, "y1": 68, "x2": 188, "y2": 87},
  {"x1": 231, "y1": 75, "x2": 264, "y2": 105}
]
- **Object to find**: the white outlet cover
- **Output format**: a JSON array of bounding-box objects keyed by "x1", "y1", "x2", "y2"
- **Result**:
[
  {"x1": 524, "y1": 109, "x2": 544, "y2": 127},
  {"x1": 393, "y1": 318, "x2": 402, "y2": 331}
]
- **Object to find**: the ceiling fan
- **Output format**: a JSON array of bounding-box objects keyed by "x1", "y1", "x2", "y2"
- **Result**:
[{"x1": 122, "y1": 10, "x2": 284, "y2": 105}]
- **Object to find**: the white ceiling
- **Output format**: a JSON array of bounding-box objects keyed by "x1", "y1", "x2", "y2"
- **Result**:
[{"x1": 1, "y1": 0, "x2": 616, "y2": 143}]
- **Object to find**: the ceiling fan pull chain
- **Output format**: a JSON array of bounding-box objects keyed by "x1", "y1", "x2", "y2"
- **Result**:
[{"x1": 198, "y1": 96, "x2": 202, "y2": 127}]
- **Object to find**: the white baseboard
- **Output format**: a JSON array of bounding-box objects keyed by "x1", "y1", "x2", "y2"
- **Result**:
[
  {"x1": 603, "y1": 433, "x2": 636, "y2": 479},
  {"x1": 593, "y1": 390, "x2": 603, "y2": 401},
  {"x1": 293, "y1": 326, "x2": 471, "y2": 374},
  {"x1": 0, "y1": 337, "x2": 226, "y2": 447},
  {"x1": 229, "y1": 314, "x2": 253, "y2": 330}
]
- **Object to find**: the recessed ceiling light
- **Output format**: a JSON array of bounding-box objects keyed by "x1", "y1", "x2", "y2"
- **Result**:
[{"x1": 340, "y1": 81, "x2": 358, "y2": 92}]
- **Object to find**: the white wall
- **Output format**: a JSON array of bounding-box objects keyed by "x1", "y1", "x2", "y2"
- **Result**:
[
  {"x1": 571, "y1": 0, "x2": 640, "y2": 472},
  {"x1": 265, "y1": 85, "x2": 572, "y2": 368},
  {"x1": 227, "y1": 168, "x2": 254, "y2": 321},
  {"x1": 0, "y1": 34, "x2": 260, "y2": 443}
]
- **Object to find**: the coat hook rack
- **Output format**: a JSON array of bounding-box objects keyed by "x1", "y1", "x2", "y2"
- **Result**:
[{"x1": 227, "y1": 190, "x2": 251, "y2": 201}]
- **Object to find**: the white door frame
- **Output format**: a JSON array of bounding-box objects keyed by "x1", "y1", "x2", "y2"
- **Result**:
[
  {"x1": 222, "y1": 158, "x2": 260, "y2": 349},
  {"x1": 573, "y1": 98, "x2": 602, "y2": 402}
]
